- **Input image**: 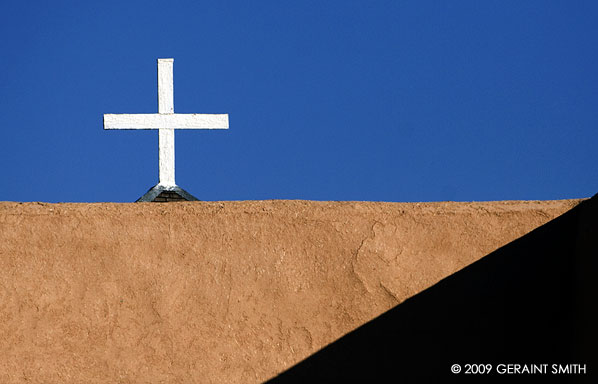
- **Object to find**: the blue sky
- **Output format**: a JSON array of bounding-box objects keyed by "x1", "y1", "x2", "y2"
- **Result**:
[{"x1": 1, "y1": 1, "x2": 596, "y2": 202}]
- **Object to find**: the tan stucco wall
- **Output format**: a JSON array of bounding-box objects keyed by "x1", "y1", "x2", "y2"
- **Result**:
[{"x1": 0, "y1": 199, "x2": 581, "y2": 383}]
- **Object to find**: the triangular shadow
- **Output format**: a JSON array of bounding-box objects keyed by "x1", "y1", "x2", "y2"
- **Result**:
[{"x1": 268, "y1": 195, "x2": 597, "y2": 383}]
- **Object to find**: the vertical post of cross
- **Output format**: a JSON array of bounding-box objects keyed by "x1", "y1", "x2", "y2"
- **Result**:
[{"x1": 158, "y1": 58, "x2": 175, "y2": 187}]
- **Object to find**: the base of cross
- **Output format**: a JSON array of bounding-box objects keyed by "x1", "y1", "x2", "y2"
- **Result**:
[{"x1": 136, "y1": 184, "x2": 199, "y2": 202}]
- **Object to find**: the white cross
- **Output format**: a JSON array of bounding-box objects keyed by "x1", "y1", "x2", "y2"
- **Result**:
[{"x1": 104, "y1": 58, "x2": 229, "y2": 188}]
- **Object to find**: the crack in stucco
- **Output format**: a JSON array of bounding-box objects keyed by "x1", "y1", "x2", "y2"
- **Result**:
[
  {"x1": 379, "y1": 281, "x2": 400, "y2": 305},
  {"x1": 350, "y1": 220, "x2": 382, "y2": 294},
  {"x1": 224, "y1": 262, "x2": 233, "y2": 320}
]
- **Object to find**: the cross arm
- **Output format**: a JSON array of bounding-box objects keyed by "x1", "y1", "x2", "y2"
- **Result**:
[{"x1": 104, "y1": 113, "x2": 229, "y2": 129}]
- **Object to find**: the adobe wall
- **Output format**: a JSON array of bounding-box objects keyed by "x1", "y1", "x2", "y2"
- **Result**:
[{"x1": 0, "y1": 199, "x2": 581, "y2": 383}]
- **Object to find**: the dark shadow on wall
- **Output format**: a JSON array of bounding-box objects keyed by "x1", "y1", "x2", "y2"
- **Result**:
[{"x1": 268, "y1": 195, "x2": 597, "y2": 383}]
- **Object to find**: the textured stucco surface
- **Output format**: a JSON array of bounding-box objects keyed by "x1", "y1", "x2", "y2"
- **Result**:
[{"x1": 0, "y1": 199, "x2": 581, "y2": 383}]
